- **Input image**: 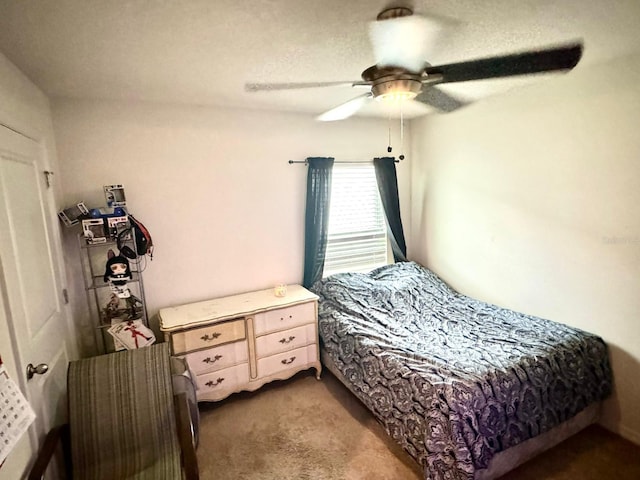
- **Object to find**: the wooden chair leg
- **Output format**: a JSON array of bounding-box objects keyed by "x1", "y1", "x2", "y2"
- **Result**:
[
  {"x1": 174, "y1": 392, "x2": 199, "y2": 480},
  {"x1": 28, "y1": 424, "x2": 71, "y2": 480}
]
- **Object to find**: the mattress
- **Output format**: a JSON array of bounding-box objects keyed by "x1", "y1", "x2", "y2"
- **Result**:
[{"x1": 312, "y1": 261, "x2": 612, "y2": 480}]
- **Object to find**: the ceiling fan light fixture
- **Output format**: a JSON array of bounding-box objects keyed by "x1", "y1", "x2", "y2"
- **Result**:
[
  {"x1": 376, "y1": 91, "x2": 417, "y2": 103},
  {"x1": 372, "y1": 78, "x2": 421, "y2": 103}
]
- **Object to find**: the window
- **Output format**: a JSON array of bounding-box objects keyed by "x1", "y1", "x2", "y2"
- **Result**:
[{"x1": 323, "y1": 163, "x2": 389, "y2": 277}]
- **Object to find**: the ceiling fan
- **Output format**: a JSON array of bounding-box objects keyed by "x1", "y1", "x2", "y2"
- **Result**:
[{"x1": 245, "y1": 6, "x2": 583, "y2": 121}]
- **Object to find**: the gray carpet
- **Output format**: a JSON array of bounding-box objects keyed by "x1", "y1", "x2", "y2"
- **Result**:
[{"x1": 196, "y1": 371, "x2": 640, "y2": 480}]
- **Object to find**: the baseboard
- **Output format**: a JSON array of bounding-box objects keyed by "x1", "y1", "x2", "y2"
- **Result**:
[
  {"x1": 599, "y1": 418, "x2": 640, "y2": 447},
  {"x1": 618, "y1": 425, "x2": 640, "y2": 446}
]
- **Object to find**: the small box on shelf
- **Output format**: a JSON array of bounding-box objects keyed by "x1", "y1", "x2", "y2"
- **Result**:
[{"x1": 82, "y1": 219, "x2": 107, "y2": 244}]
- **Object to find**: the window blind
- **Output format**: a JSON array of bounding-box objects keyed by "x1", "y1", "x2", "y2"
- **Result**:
[{"x1": 323, "y1": 164, "x2": 388, "y2": 277}]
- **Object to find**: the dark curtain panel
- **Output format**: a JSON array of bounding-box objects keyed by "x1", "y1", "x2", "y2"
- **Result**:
[
  {"x1": 303, "y1": 157, "x2": 334, "y2": 288},
  {"x1": 373, "y1": 157, "x2": 407, "y2": 262}
]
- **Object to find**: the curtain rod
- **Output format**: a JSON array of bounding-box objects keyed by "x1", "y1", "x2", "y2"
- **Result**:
[{"x1": 288, "y1": 159, "x2": 400, "y2": 165}]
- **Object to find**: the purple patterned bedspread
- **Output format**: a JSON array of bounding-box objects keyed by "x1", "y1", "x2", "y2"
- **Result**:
[{"x1": 312, "y1": 262, "x2": 612, "y2": 480}]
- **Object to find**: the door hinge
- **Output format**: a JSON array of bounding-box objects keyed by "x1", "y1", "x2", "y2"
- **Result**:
[
  {"x1": 62, "y1": 288, "x2": 69, "y2": 304},
  {"x1": 43, "y1": 170, "x2": 54, "y2": 188}
]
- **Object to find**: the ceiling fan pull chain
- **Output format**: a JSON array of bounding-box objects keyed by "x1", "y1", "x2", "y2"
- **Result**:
[
  {"x1": 387, "y1": 112, "x2": 393, "y2": 153},
  {"x1": 399, "y1": 105, "x2": 405, "y2": 161}
]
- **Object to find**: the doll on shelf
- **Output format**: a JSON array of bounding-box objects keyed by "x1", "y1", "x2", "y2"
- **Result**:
[{"x1": 103, "y1": 249, "x2": 141, "y2": 319}]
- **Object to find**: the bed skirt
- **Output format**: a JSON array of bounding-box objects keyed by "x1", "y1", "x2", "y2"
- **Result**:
[{"x1": 321, "y1": 348, "x2": 601, "y2": 480}]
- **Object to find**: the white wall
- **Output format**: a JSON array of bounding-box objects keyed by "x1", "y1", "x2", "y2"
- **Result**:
[
  {"x1": 0, "y1": 55, "x2": 51, "y2": 134},
  {"x1": 52, "y1": 99, "x2": 412, "y2": 345},
  {"x1": 410, "y1": 53, "x2": 640, "y2": 444}
]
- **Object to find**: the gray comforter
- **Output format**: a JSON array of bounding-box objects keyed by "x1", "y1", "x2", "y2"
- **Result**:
[{"x1": 312, "y1": 261, "x2": 612, "y2": 480}]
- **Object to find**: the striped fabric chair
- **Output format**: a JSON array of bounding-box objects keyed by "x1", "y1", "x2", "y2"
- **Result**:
[{"x1": 29, "y1": 343, "x2": 198, "y2": 479}]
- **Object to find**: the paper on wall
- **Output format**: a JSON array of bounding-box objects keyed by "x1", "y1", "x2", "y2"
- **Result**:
[{"x1": 0, "y1": 364, "x2": 36, "y2": 465}]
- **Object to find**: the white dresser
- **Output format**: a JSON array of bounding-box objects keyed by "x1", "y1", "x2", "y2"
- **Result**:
[{"x1": 159, "y1": 285, "x2": 321, "y2": 402}]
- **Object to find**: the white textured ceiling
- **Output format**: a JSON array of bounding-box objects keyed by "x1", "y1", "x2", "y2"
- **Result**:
[{"x1": 0, "y1": 0, "x2": 639, "y2": 119}]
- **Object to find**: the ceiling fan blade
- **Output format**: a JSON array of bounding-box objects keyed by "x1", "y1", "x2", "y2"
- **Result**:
[
  {"x1": 424, "y1": 42, "x2": 583, "y2": 84},
  {"x1": 369, "y1": 14, "x2": 442, "y2": 72},
  {"x1": 415, "y1": 87, "x2": 468, "y2": 113},
  {"x1": 316, "y1": 93, "x2": 373, "y2": 122},
  {"x1": 245, "y1": 80, "x2": 362, "y2": 92}
]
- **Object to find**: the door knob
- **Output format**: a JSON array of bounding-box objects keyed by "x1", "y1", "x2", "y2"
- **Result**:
[{"x1": 26, "y1": 363, "x2": 49, "y2": 380}]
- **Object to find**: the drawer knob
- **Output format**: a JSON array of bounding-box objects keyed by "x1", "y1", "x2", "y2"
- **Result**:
[
  {"x1": 203, "y1": 354, "x2": 223, "y2": 364},
  {"x1": 281, "y1": 356, "x2": 296, "y2": 365},
  {"x1": 279, "y1": 336, "x2": 295, "y2": 345},
  {"x1": 205, "y1": 377, "x2": 224, "y2": 388},
  {"x1": 201, "y1": 332, "x2": 222, "y2": 342}
]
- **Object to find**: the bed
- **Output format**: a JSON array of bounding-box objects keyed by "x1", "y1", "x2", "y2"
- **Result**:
[{"x1": 311, "y1": 261, "x2": 612, "y2": 480}]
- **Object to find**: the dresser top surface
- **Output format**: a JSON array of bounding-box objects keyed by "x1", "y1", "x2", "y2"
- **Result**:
[{"x1": 159, "y1": 284, "x2": 318, "y2": 331}]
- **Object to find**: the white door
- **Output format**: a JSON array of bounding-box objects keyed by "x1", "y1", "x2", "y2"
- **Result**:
[{"x1": 0, "y1": 125, "x2": 72, "y2": 479}]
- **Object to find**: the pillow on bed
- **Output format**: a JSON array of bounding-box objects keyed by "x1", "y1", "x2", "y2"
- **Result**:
[
  {"x1": 312, "y1": 261, "x2": 457, "y2": 320},
  {"x1": 315, "y1": 261, "x2": 455, "y2": 300}
]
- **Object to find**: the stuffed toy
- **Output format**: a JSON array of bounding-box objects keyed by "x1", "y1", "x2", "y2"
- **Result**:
[
  {"x1": 103, "y1": 249, "x2": 141, "y2": 319},
  {"x1": 103, "y1": 250, "x2": 133, "y2": 297}
]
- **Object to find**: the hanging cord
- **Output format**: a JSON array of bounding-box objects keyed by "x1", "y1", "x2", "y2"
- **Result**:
[
  {"x1": 387, "y1": 109, "x2": 393, "y2": 153},
  {"x1": 399, "y1": 102, "x2": 405, "y2": 161},
  {"x1": 128, "y1": 251, "x2": 147, "y2": 273}
]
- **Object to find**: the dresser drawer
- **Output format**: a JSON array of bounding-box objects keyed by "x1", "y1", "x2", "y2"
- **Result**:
[
  {"x1": 195, "y1": 363, "x2": 250, "y2": 401},
  {"x1": 253, "y1": 302, "x2": 315, "y2": 336},
  {"x1": 257, "y1": 344, "x2": 317, "y2": 378},
  {"x1": 255, "y1": 323, "x2": 316, "y2": 359},
  {"x1": 182, "y1": 340, "x2": 248, "y2": 375},
  {"x1": 172, "y1": 319, "x2": 245, "y2": 355}
]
